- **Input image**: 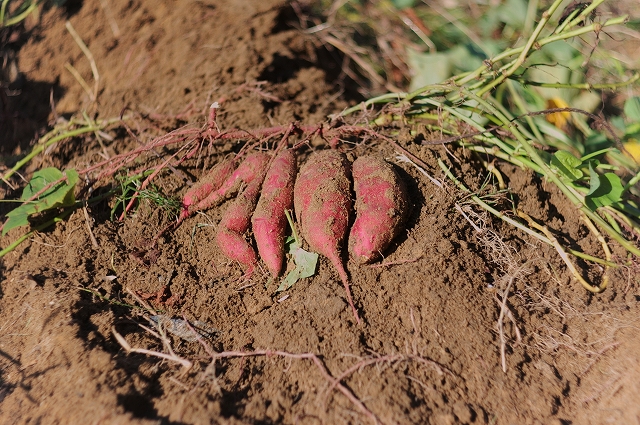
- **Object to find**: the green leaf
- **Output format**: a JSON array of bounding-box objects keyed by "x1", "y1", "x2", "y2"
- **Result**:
[
  {"x1": 391, "y1": 0, "x2": 415, "y2": 9},
  {"x1": 550, "y1": 150, "x2": 583, "y2": 181},
  {"x1": 3, "y1": 168, "x2": 78, "y2": 235},
  {"x1": 497, "y1": 0, "x2": 528, "y2": 28},
  {"x1": 277, "y1": 237, "x2": 318, "y2": 292},
  {"x1": 585, "y1": 163, "x2": 624, "y2": 210},
  {"x1": 447, "y1": 44, "x2": 487, "y2": 73},
  {"x1": 625, "y1": 123, "x2": 640, "y2": 137},
  {"x1": 624, "y1": 96, "x2": 640, "y2": 122},
  {"x1": 610, "y1": 116, "x2": 626, "y2": 133},
  {"x1": 583, "y1": 132, "x2": 611, "y2": 154},
  {"x1": 406, "y1": 49, "x2": 452, "y2": 92}
]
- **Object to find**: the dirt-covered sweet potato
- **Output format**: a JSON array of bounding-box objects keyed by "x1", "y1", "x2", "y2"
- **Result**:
[
  {"x1": 214, "y1": 153, "x2": 271, "y2": 276},
  {"x1": 180, "y1": 156, "x2": 237, "y2": 221},
  {"x1": 293, "y1": 150, "x2": 360, "y2": 323},
  {"x1": 192, "y1": 151, "x2": 270, "y2": 214},
  {"x1": 252, "y1": 149, "x2": 297, "y2": 278},
  {"x1": 348, "y1": 155, "x2": 409, "y2": 263}
]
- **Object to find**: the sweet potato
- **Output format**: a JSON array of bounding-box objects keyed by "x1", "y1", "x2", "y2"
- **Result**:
[
  {"x1": 215, "y1": 157, "x2": 269, "y2": 276},
  {"x1": 293, "y1": 150, "x2": 360, "y2": 324},
  {"x1": 251, "y1": 149, "x2": 297, "y2": 278},
  {"x1": 192, "y1": 151, "x2": 270, "y2": 214},
  {"x1": 180, "y1": 156, "x2": 237, "y2": 221},
  {"x1": 348, "y1": 156, "x2": 409, "y2": 263}
]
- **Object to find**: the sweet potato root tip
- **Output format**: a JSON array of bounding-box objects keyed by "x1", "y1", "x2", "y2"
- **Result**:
[
  {"x1": 326, "y1": 251, "x2": 360, "y2": 325},
  {"x1": 293, "y1": 150, "x2": 360, "y2": 324},
  {"x1": 252, "y1": 149, "x2": 297, "y2": 278},
  {"x1": 348, "y1": 155, "x2": 410, "y2": 264}
]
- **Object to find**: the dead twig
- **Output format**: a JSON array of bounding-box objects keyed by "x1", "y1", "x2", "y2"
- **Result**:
[
  {"x1": 498, "y1": 275, "x2": 515, "y2": 373},
  {"x1": 65, "y1": 21, "x2": 100, "y2": 102},
  {"x1": 112, "y1": 327, "x2": 192, "y2": 370},
  {"x1": 204, "y1": 349, "x2": 381, "y2": 425},
  {"x1": 98, "y1": 0, "x2": 121, "y2": 38},
  {"x1": 82, "y1": 203, "x2": 99, "y2": 249},
  {"x1": 184, "y1": 315, "x2": 379, "y2": 423},
  {"x1": 493, "y1": 296, "x2": 522, "y2": 345}
]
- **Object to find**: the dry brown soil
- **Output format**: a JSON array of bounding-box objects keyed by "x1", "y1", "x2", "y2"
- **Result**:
[{"x1": 1, "y1": 1, "x2": 639, "y2": 424}]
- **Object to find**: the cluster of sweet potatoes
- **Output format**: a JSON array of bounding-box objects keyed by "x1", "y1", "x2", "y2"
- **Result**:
[{"x1": 180, "y1": 148, "x2": 410, "y2": 321}]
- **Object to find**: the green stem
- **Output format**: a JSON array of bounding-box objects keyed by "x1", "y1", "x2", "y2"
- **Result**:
[
  {"x1": 509, "y1": 72, "x2": 640, "y2": 90},
  {"x1": 523, "y1": 0, "x2": 539, "y2": 37},
  {"x1": 438, "y1": 159, "x2": 616, "y2": 267},
  {"x1": 411, "y1": 93, "x2": 517, "y2": 155},
  {"x1": 338, "y1": 84, "x2": 455, "y2": 118},
  {"x1": 474, "y1": 0, "x2": 565, "y2": 96},
  {"x1": 0, "y1": 208, "x2": 75, "y2": 258},
  {"x1": 335, "y1": 93, "x2": 409, "y2": 118},
  {"x1": 0, "y1": 0, "x2": 9, "y2": 24},
  {"x1": 506, "y1": 80, "x2": 545, "y2": 143},
  {"x1": 603, "y1": 206, "x2": 640, "y2": 238},
  {"x1": 553, "y1": 3, "x2": 581, "y2": 34},
  {"x1": 455, "y1": 15, "x2": 628, "y2": 86},
  {"x1": 439, "y1": 159, "x2": 550, "y2": 245},
  {"x1": 2, "y1": 116, "x2": 123, "y2": 184},
  {"x1": 284, "y1": 209, "x2": 299, "y2": 245},
  {"x1": 2, "y1": 125, "x2": 99, "y2": 183},
  {"x1": 1, "y1": 0, "x2": 39, "y2": 27},
  {"x1": 623, "y1": 169, "x2": 640, "y2": 193},
  {"x1": 463, "y1": 89, "x2": 640, "y2": 257},
  {"x1": 534, "y1": 15, "x2": 627, "y2": 47},
  {"x1": 0, "y1": 169, "x2": 153, "y2": 258},
  {"x1": 561, "y1": 0, "x2": 605, "y2": 33},
  {"x1": 340, "y1": 15, "x2": 628, "y2": 119},
  {"x1": 78, "y1": 287, "x2": 145, "y2": 310},
  {"x1": 463, "y1": 145, "x2": 543, "y2": 173},
  {"x1": 337, "y1": 13, "x2": 628, "y2": 118}
]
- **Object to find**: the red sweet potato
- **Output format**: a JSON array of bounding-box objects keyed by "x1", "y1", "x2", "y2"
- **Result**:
[
  {"x1": 216, "y1": 228, "x2": 258, "y2": 276},
  {"x1": 192, "y1": 151, "x2": 271, "y2": 215},
  {"x1": 293, "y1": 150, "x2": 360, "y2": 324},
  {"x1": 215, "y1": 157, "x2": 269, "y2": 276},
  {"x1": 348, "y1": 156, "x2": 409, "y2": 263},
  {"x1": 180, "y1": 156, "x2": 237, "y2": 221},
  {"x1": 251, "y1": 149, "x2": 297, "y2": 278}
]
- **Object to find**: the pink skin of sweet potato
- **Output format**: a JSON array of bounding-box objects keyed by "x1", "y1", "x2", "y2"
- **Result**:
[
  {"x1": 348, "y1": 156, "x2": 410, "y2": 264},
  {"x1": 293, "y1": 150, "x2": 360, "y2": 324},
  {"x1": 215, "y1": 156, "x2": 270, "y2": 276},
  {"x1": 191, "y1": 152, "x2": 271, "y2": 215},
  {"x1": 251, "y1": 149, "x2": 297, "y2": 278},
  {"x1": 180, "y1": 157, "x2": 237, "y2": 221}
]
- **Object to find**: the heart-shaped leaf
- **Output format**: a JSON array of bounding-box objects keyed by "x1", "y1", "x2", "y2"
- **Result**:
[
  {"x1": 585, "y1": 162, "x2": 623, "y2": 210},
  {"x1": 3, "y1": 168, "x2": 78, "y2": 236},
  {"x1": 277, "y1": 236, "x2": 318, "y2": 292},
  {"x1": 550, "y1": 150, "x2": 583, "y2": 181}
]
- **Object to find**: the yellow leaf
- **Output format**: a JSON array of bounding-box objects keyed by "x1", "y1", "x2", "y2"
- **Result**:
[
  {"x1": 546, "y1": 97, "x2": 571, "y2": 129},
  {"x1": 623, "y1": 139, "x2": 640, "y2": 164}
]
